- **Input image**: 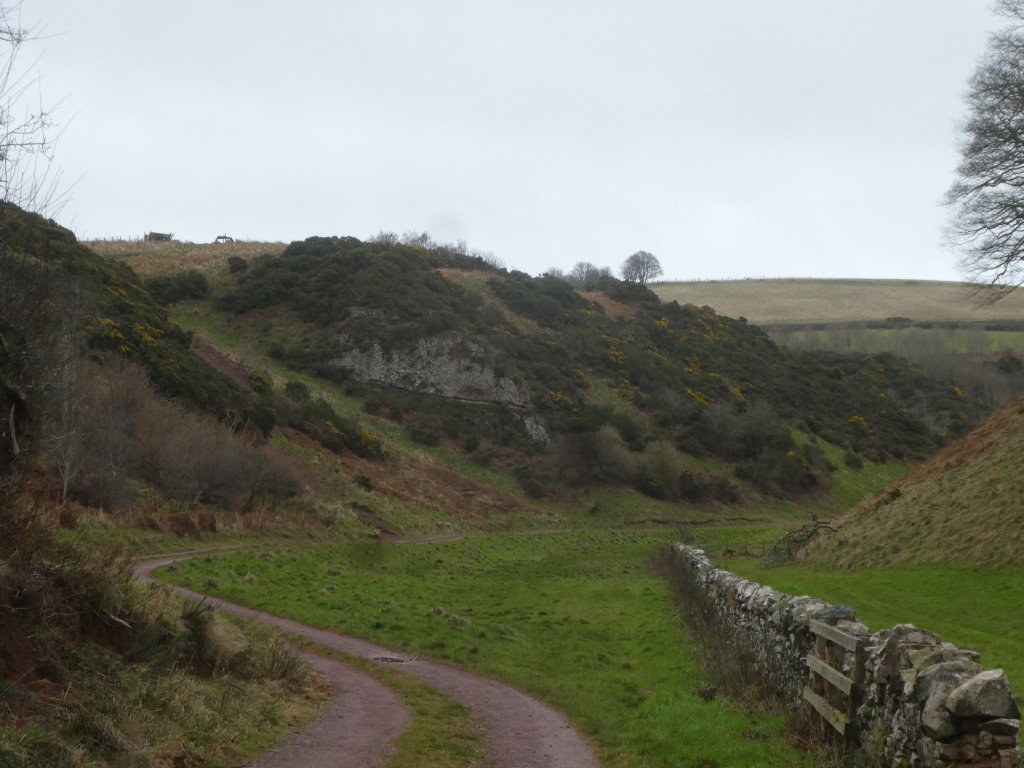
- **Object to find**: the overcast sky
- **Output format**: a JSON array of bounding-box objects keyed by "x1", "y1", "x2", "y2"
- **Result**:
[{"x1": 27, "y1": 2, "x2": 999, "y2": 281}]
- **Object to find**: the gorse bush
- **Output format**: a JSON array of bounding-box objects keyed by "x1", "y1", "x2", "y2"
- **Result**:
[
  {"x1": 220, "y1": 236, "x2": 496, "y2": 349},
  {"x1": 694, "y1": 402, "x2": 794, "y2": 462},
  {"x1": 227, "y1": 255, "x2": 248, "y2": 273},
  {"x1": 200, "y1": 224, "x2": 990, "y2": 501},
  {"x1": 143, "y1": 269, "x2": 210, "y2": 305},
  {"x1": 277, "y1": 380, "x2": 384, "y2": 459},
  {"x1": 0, "y1": 204, "x2": 264, "y2": 429},
  {"x1": 489, "y1": 273, "x2": 592, "y2": 328}
]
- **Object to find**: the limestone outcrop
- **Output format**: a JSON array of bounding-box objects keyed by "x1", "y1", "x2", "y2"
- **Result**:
[{"x1": 330, "y1": 332, "x2": 529, "y2": 408}]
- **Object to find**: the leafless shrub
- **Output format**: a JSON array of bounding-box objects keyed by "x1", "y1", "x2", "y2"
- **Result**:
[
  {"x1": 652, "y1": 548, "x2": 777, "y2": 708},
  {"x1": 167, "y1": 512, "x2": 199, "y2": 539},
  {"x1": 637, "y1": 440, "x2": 684, "y2": 499},
  {"x1": 0, "y1": 3, "x2": 68, "y2": 217},
  {"x1": 0, "y1": 249, "x2": 80, "y2": 469}
]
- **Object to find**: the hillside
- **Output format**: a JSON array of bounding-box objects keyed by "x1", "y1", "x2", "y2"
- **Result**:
[
  {"x1": 802, "y1": 394, "x2": 1024, "y2": 567},
  {"x1": 1, "y1": 209, "x2": 1015, "y2": 766},
  {"x1": 650, "y1": 278, "x2": 1024, "y2": 413},
  {"x1": 111, "y1": 233, "x2": 994, "y2": 504},
  {"x1": 652, "y1": 278, "x2": 1024, "y2": 326}
]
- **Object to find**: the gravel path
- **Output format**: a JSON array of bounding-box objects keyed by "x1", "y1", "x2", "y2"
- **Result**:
[
  {"x1": 135, "y1": 557, "x2": 601, "y2": 768},
  {"x1": 247, "y1": 649, "x2": 407, "y2": 768}
]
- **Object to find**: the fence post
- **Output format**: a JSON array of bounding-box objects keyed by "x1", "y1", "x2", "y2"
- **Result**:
[{"x1": 803, "y1": 619, "x2": 863, "y2": 746}]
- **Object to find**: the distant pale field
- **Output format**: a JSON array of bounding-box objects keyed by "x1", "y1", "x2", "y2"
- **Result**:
[
  {"x1": 85, "y1": 239, "x2": 286, "y2": 279},
  {"x1": 652, "y1": 279, "x2": 1024, "y2": 325}
]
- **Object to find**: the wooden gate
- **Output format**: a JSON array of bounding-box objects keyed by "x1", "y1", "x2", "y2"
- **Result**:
[{"x1": 803, "y1": 619, "x2": 865, "y2": 743}]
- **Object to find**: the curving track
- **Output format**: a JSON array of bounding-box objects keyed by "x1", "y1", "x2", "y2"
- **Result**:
[{"x1": 135, "y1": 557, "x2": 601, "y2": 768}]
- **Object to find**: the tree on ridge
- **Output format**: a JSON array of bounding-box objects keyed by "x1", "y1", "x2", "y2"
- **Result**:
[{"x1": 620, "y1": 250, "x2": 663, "y2": 285}]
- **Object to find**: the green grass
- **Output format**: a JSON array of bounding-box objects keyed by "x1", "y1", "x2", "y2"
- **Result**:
[
  {"x1": 791, "y1": 433, "x2": 910, "y2": 509},
  {"x1": 721, "y1": 560, "x2": 1024, "y2": 694},
  {"x1": 682, "y1": 522, "x2": 797, "y2": 557},
  {"x1": 563, "y1": 485, "x2": 711, "y2": 527},
  {"x1": 162, "y1": 531, "x2": 815, "y2": 768},
  {"x1": 169, "y1": 305, "x2": 379, "y2": 421}
]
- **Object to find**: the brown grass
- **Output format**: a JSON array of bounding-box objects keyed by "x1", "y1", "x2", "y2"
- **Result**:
[
  {"x1": 652, "y1": 279, "x2": 1024, "y2": 325},
  {"x1": 84, "y1": 238, "x2": 287, "y2": 279},
  {"x1": 804, "y1": 395, "x2": 1024, "y2": 567},
  {"x1": 580, "y1": 290, "x2": 640, "y2": 320}
]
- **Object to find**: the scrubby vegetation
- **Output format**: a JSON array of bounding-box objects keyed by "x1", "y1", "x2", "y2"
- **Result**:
[
  {"x1": 0, "y1": 203, "x2": 262, "y2": 436},
  {"x1": 276, "y1": 377, "x2": 384, "y2": 458},
  {"x1": 144, "y1": 268, "x2": 210, "y2": 305},
  {"x1": 208, "y1": 234, "x2": 984, "y2": 503},
  {"x1": 654, "y1": 278, "x2": 1024, "y2": 409},
  {"x1": 0, "y1": 497, "x2": 318, "y2": 767},
  {"x1": 0, "y1": 204, "x2": 339, "y2": 768},
  {"x1": 217, "y1": 235, "x2": 500, "y2": 353}
]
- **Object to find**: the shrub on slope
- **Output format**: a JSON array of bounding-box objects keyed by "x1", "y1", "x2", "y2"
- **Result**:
[
  {"x1": 0, "y1": 202, "x2": 259, "y2": 423},
  {"x1": 216, "y1": 234, "x2": 989, "y2": 499},
  {"x1": 0, "y1": 495, "x2": 313, "y2": 766}
]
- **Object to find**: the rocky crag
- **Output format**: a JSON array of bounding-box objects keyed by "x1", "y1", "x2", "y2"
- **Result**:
[{"x1": 331, "y1": 331, "x2": 529, "y2": 407}]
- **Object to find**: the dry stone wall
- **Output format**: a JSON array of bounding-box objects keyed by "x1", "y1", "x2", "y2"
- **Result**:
[{"x1": 670, "y1": 545, "x2": 1020, "y2": 767}]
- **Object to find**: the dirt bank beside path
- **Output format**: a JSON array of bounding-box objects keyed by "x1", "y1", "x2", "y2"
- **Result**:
[
  {"x1": 136, "y1": 558, "x2": 601, "y2": 768},
  {"x1": 135, "y1": 558, "x2": 406, "y2": 768}
]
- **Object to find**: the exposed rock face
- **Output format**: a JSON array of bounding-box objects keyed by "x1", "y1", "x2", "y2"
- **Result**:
[
  {"x1": 669, "y1": 545, "x2": 1021, "y2": 768},
  {"x1": 331, "y1": 332, "x2": 529, "y2": 408}
]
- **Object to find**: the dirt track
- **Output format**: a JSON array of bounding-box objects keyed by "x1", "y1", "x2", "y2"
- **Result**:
[{"x1": 135, "y1": 557, "x2": 601, "y2": 768}]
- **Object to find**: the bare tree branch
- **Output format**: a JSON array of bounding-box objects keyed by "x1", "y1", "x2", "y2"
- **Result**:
[
  {"x1": 0, "y1": 2, "x2": 67, "y2": 217},
  {"x1": 946, "y1": 2, "x2": 1024, "y2": 299}
]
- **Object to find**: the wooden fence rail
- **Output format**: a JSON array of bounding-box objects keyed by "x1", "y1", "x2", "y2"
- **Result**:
[{"x1": 803, "y1": 619, "x2": 865, "y2": 743}]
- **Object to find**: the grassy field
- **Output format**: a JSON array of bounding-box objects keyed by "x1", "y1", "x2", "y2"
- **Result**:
[
  {"x1": 720, "y1": 559, "x2": 1024, "y2": 694},
  {"x1": 85, "y1": 238, "x2": 286, "y2": 280},
  {"x1": 653, "y1": 279, "x2": 1024, "y2": 408},
  {"x1": 771, "y1": 326, "x2": 1024, "y2": 356},
  {"x1": 162, "y1": 531, "x2": 815, "y2": 768},
  {"x1": 652, "y1": 279, "x2": 1024, "y2": 325}
]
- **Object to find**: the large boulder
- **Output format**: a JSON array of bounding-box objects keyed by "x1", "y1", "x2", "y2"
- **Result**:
[{"x1": 947, "y1": 670, "x2": 1021, "y2": 720}]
